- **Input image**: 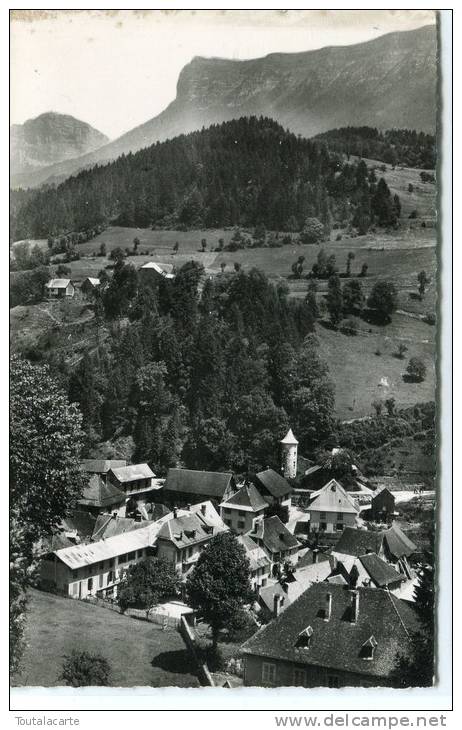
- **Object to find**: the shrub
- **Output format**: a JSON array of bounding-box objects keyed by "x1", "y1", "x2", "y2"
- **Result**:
[
  {"x1": 340, "y1": 318, "x2": 358, "y2": 336},
  {"x1": 60, "y1": 650, "x2": 111, "y2": 687},
  {"x1": 406, "y1": 357, "x2": 427, "y2": 382}
]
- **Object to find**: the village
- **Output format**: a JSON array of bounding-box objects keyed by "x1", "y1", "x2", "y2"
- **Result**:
[{"x1": 34, "y1": 421, "x2": 433, "y2": 689}]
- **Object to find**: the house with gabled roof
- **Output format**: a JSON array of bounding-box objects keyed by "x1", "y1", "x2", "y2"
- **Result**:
[
  {"x1": 45, "y1": 278, "x2": 75, "y2": 299},
  {"x1": 237, "y1": 534, "x2": 271, "y2": 592},
  {"x1": 241, "y1": 583, "x2": 420, "y2": 688},
  {"x1": 331, "y1": 523, "x2": 417, "y2": 578},
  {"x1": 162, "y1": 468, "x2": 236, "y2": 508},
  {"x1": 249, "y1": 515, "x2": 301, "y2": 576},
  {"x1": 140, "y1": 261, "x2": 175, "y2": 279},
  {"x1": 81, "y1": 459, "x2": 127, "y2": 483},
  {"x1": 156, "y1": 502, "x2": 228, "y2": 577},
  {"x1": 254, "y1": 469, "x2": 292, "y2": 507},
  {"x1": 220, "y1": 482, "x2": 268, "y2": 534},
  {"x1": 81, "y1": 277, "x2": 101, "y2": 297},
  {"x1": 108, "y1": 463, "x2": 159, "y2": 505},
  {"x1": 307, "y1": 479, "x2": 360, "y2": 535}
]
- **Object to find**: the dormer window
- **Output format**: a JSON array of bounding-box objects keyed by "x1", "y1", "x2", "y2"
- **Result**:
[
  {"x1": 360, "y1": 635, "x2": 378, "y2": 660},
  {"x1": 295, "y1": 625, "x2": 313, "y2": 649}
]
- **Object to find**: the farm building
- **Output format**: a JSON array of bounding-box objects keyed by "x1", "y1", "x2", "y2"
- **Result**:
[
  {"x1": 45, "y1": 278, "x2": 75, "y2": 298},
  {"x1": 81, "y1": 459, "x2": 127, "y2": 485},
  {"x1": 139, "y1": 261, "x2": 175, "y2": 279},
  {"x1": 254, "y1": 469, "x2": 292, "y2": 507},
  {"x1": 108, "y1": 463, "x2": 159, "y2": 506},
  {"x1": 77, "y1": 474, "x2": 127, "y2": 516},
  {"x1": 162, "y1": 468, "x2": 236, "y2": 508},
  {"x1": 81, "y1": 277, "x2": 100, "y2": 296},
  {"x1": 370, "y1": 487, "x2": 396, "y2": 522}
]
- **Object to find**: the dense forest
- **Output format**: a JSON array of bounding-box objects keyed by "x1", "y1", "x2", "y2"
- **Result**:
[
  {"x1": 11, "y1": 117, "x2": 403, "y2": 241},
  {"x1": 32, "y1": 259, "x2": 335, "y2": 476},
  {"x1": 315, "y1": 127, "x2": 436, "y2": 169}
]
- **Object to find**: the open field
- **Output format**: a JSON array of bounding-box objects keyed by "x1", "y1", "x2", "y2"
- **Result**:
[
  {"x1": 316, "y1": 313, "x2": 435, "y2": 420},
  {"x1": 11, "y1": 589, "x2": 200, "y2": 687}
]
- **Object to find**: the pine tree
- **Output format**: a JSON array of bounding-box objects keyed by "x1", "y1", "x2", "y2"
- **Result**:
[{"x1": 326, "y1": 275, "x2": 343, "y2": 327}]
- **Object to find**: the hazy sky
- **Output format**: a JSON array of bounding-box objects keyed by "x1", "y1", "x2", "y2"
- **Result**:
[{"x1": 11, "y1": 9, "x2": 436, "y2": 140}]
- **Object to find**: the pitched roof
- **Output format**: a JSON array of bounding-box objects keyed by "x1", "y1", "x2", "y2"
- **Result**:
[
  {"x1": 78, "y1": 474, "x2": 126, "y2": 508},
  {"x1": 164, "y1": 468, "x2": 234, "y2": 499},
  {"x1": 140, "y1": 261, "x2": 175, "y2": 277},
  {"x1": 82, "y1": 277, "x2": 100, "y2": 286},
  {"x1": 297, "y1": 549, "x2": 334, "y2": 570},
  {"x1": 242, "y1": 583, "x2": 420, "y2": 679},
  {"x1": 255, "y1": 469, "x2": 292, "y2": 498},
  {"x1": 91, "y1": 515, "x2": 152, "y2": 541},
  {"x1": 81, "y1": 459, "x2": 127, "y2": 474},
  {"x1": 358, "y1": 554, "x2": 406, "y2": 588},
  {"x1": 251, "y1": 515, "x2": 300, "y2": 554},
  {"x1": 331, "y1": 527, "x2": 384, "y2": 558},
  {"x1": 237, "y1": 534, "x2": 270, "y2": 572},
  {"x1": 62, "y1": 510, "x2": 98, "y2": 539},
  {"x1": 281, "y1": 428, "x2": 298, "y2": 445},
  {"x1": 220, "y1": 483, "x2": 268, "y2": 512},
  {"x1": 54, "y1": 511, "x2": 175, "y2": 569},
  {"x1": 383, "y1": 522, "x2": 417, "y2": 559},
  {"x1": 308, "y1": 479, "x2": 359, "y2": 514},
  {"x1": 46, "y1": 278, "x2": 72, "y2": 288},
  {"x1": 110, "y1": 463, "x2": 155, "y2": 483},
  {"x1": 157, "y1": 506, "x2": 227, "y2": 548}
]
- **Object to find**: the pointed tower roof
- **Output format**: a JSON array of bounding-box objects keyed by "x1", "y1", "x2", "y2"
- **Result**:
[{"x1": 281, "y1": 428, "x2": 298, "y2": 445}]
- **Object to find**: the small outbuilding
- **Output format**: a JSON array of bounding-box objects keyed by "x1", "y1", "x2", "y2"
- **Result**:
[{"x1": 45, "y1": 278, "x2": 75, "y2": 299}]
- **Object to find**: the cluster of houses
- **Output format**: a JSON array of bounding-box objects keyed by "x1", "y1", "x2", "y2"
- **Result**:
[
  {"x1": 45, "y1": 260, "x2": 174, "y2": 299},
  {"x1": 38, "y1": 427, "x2": 422, "y2": 688}
]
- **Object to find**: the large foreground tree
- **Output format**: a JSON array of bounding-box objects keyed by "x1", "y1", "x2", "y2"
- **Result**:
[
  {"x1": 10, "y1": 356, "x2": 86, "y2": 672},
  {"x1": 186, "y1": 532, "x2": 252, "y2": 649}
]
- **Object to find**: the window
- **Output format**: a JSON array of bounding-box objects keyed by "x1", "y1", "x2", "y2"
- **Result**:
[
  {"x1": 262, "y1": 662, "x2": 276, "y2": 685},
  {"x1": 337, "y1": 513, "x2": 344, "y2": 521},
  {"x1": 118, "y1": 554, "x2": 127, "y2": 564},
  {"x1": 320, "y1": 512, "x2": 327, "y2": 520},
  {"x1": 327, "y1": 674, "x2": 339, "y2": 688},
  {"x1": 108, "y1": 571, "x2": 114, "y2": 584},
  {"x1": 72, "y1": 570, "x2": 78, "y2": 580},
  {"x1": 320, "y1": 522, "x2": 327, "y2": 531},
  {"x1": 128, "y1": 551, "x2": 136, "y2": 561},
  {"x1": 293, "y1": 668, "x2": 307, "y2": 687},
  {"x1": 336, "y1": 521, "x2": 344, "y2": 532},
  {"x1": 87, "y1": 577, "x2": 93, "y2": 591},
  {"x1": 137, "y1": 549, "x2": 143, "y2": 559},
  {"x1": 224, "y1": 519, "x2": 231, "y2": 527},
  {"x1": 238, "y1": 520, "x2": 245, "y2": 529},
  {"x1": 109, "y1": 559, "x2": 114, "y2": 568},
  {"x1": 238, "y1": 510, "x2": 245, "y2": 517},
  {"x1": 224, "y1": 508, "x2": 231, "y2": 515}
]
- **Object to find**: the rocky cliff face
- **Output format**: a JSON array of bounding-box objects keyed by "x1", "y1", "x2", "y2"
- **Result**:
[
  {"x1": 10, "y1": 112, "x2": 109, "y2": 177},
  {"x1": 11, "y1": 25, "x2": 436, "y2": 189}
]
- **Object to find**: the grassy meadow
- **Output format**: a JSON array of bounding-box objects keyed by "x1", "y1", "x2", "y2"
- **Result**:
[{"x1": 11, "y1": 589, "x2": 200, "y2": 687}]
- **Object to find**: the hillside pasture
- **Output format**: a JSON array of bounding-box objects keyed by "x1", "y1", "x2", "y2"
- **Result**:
[{"x1": 11, "y1": 589, "x2": 200, "y2": 688}]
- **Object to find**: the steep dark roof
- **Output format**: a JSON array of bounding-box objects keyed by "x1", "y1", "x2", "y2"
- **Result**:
[
  {"x1": 252, "y1": 515, "x2": 300, "y2": 554},
  {"x1": 297, "y1": 550, "x2": 334, "y2": 570},
  {"x1": 359, "y1": 554, "x2": 406, "y2": 587},
  {"x1": 221, "y1": 483, "x2": 268, "y2": 511},
  {"x1": 147, "y1": 503, "x2": 171, "y2": 521},
  {"x1": 242, "y1": 583, "x2": 419, "y2": 679},
  {"x1": 383, "y1": 522, "x2": 417, "y2": 559},
  {"x1": 332, "y1": 528, "x2": 383, "y2": 557},
  {"x1": 81, "y1": 459, "x2": 127, "y2": 474},
  {"x1": 63, "y1": 510, "x2": 98, "y2": 539},
  {"x1": 78, "y1": 474, "x2": 126, "y2": 508},
  {"x1": 164, "y1": 468, "x2": 234, "y2": 499},
  {"x1": 255, "y1": 469, "x2": 292, "y2": 499}
]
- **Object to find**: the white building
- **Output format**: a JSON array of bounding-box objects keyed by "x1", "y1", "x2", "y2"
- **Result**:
[{"x1": 307, "y1": 479, "x2": 360, "y2": 535}]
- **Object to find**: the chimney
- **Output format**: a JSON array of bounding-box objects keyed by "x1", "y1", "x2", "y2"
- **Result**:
[
  {"x1": 173, "y1": 507, "x2": 178, "y2": 519},
  {"x1": 324, "y1": 592, "x2": 332, "y2": 622},
  {"x1": 201, "y1": 504, "x2": 206, "y2": 516},
  {"x1": 186, "y1": 503, "x2": 191, "y2": 511},
  {"x1": 350, "y1": 590, "x2": 359, "y2": 623},
  {"x1": 273, "y1": 594, "x2": 282, "y2": 618},
  {"x1": 312, "y1": 549, "x2": 318, "y2": 564}
]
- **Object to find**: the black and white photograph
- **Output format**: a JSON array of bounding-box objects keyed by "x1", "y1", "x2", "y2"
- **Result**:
[{"x1": 8, "y1": 8, "x2": 451, "y2": 707}]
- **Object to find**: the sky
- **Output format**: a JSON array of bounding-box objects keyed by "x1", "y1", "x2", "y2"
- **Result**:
[{"x1": 10, "y1": 9, "x2": 436, "y2": 140}]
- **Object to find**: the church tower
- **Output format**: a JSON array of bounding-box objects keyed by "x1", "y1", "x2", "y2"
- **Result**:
[{"x1": 281, "y1": 428, "x2": 298, "y2": 479}]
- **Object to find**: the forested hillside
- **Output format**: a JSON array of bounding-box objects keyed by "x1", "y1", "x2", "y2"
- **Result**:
[
  {"x1": 315, "y1": 127, "x2": 436, "y2": 169},
  {"x1": 11, "y1": 117, "x2": 401, "y2": 241},
  {"x1": 37, "y1": 260, "x2": 334, "y2": 475}
]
